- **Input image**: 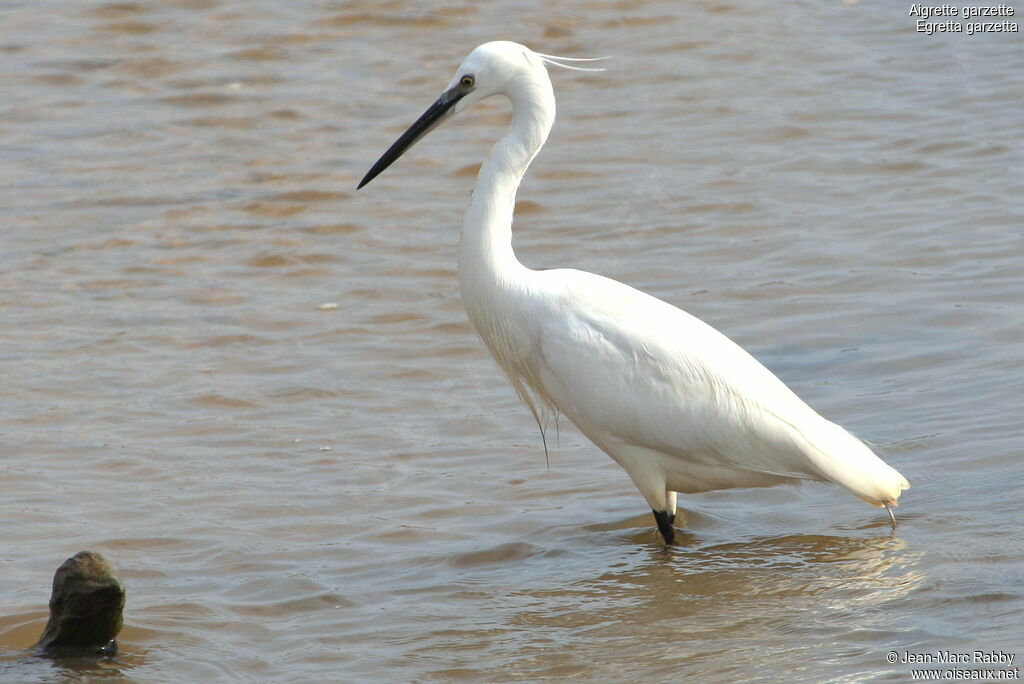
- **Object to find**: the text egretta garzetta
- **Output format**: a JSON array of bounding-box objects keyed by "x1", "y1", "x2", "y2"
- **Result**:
[{"x1": 358, "y1": 41, "x2": 909, "y2": 545}]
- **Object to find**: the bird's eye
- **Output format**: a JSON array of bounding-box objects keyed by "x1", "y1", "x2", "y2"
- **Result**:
[{"x1": 460, "y1": 75, "x2": 475, "y2": 87}]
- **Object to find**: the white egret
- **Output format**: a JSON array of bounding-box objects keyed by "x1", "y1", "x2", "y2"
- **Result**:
[{"x1": 358, "y1": 41, "x2": 909, "y2": 544}]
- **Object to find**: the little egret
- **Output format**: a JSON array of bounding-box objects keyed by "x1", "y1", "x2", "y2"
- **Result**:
[{"x1": 358, "y1": 41, "x2": 909, "y2": 544}]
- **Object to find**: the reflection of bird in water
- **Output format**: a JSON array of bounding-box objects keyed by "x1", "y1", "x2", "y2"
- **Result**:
[{"x1": 359, "y1": 41, "x2": 910, "y2": 544}]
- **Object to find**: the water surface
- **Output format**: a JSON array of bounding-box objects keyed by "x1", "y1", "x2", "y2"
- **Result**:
[{"x1": 2, "y1": 1, "x2": 1022, "y2": 681}]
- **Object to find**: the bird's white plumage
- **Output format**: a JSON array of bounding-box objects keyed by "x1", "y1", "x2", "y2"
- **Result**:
[{"x1": 365, "y1": 41, "x2": 909, "y2": 535}]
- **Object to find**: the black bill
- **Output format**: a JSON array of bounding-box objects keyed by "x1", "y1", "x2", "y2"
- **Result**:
[{"x1": 357, "y1": 84, "x2": 469, "y2": 189}]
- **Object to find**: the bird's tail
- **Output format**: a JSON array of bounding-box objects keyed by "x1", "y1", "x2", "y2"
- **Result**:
[{"x1": 802, "y1": 420, "x2": 910, "y2": 508}]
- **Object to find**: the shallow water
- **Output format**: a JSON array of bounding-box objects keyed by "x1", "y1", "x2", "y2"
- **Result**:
[{"x1": 2, "y1": 0, "x2": 1022, "y2": 681}]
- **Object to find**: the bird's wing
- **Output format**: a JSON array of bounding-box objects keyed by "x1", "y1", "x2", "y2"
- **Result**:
[{"x1": 529, "y1": 269, "x2": 835, "y2": 481}]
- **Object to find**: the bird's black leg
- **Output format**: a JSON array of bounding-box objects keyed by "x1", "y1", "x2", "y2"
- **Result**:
[{"x1": 652, "y1": 509, "x2": 676, "y2": 545}]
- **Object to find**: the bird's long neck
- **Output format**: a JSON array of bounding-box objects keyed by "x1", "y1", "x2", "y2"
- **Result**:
[{"x1": 458, "y1": 80, "x2": 555, "y2": 294}]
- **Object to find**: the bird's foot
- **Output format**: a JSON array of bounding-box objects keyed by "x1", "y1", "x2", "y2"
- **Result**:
[
  {"x1": 883, "y1": 502, "x2": 898, "y2": 530},
  {"x1": 652, "y1": 509, "x2": 676, "y2": 545}
]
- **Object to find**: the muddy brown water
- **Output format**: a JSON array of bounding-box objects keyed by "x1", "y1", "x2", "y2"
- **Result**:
[{"x1": 2, "y1": 1, "x2": 1022, "y2": 681}]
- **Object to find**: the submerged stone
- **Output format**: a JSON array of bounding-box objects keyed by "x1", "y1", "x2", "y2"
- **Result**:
[{"x1": 35, "y1": 551, "x2": 125, "y2": 657}]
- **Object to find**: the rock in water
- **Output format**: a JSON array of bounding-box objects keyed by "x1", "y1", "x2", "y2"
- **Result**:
[{"x1": 35, "y1": 551, "x2": 125, "y2": 657}]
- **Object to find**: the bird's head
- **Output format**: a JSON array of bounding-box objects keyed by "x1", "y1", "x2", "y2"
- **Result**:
[
  {"x1": 447, "y1": 41, "x2": 543, "y2": 111},
  {"x1": 357, "y1": 41, "x2": 606, "y2": 189}
]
